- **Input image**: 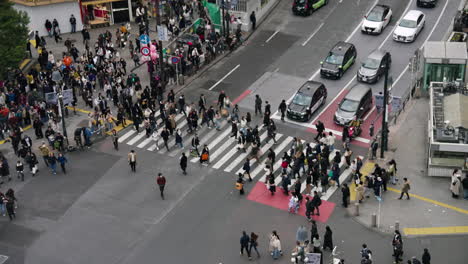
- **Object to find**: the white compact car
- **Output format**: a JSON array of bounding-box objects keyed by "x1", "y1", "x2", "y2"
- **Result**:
[
  {"x1": 393, "y1": 10, "x2": 425, "y2": 43},
  {"x1": 361, "y1": 4, "x2": 393, "y2": 35}
]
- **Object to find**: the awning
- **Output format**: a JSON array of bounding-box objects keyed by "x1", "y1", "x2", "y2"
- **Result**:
[{"x1": 80, "y1": 0, "x2": 122, "y2": 6}]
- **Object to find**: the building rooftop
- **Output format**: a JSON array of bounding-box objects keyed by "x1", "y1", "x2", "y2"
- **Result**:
[{"x1": 424, "y1": 41, "x2": 468, "y2": 64}]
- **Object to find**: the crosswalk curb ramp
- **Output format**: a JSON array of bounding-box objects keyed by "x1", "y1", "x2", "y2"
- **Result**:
[{"x1": 117, "y1": 112, "x2": 363, "y2": 201}]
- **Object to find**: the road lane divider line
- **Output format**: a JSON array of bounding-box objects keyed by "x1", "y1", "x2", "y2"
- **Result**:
[
  {"x1": 208, "y1": 64, "x2": 241, "y2": 91},
  {"x1": 302, "y1": 23, "x2": 324, "y2": 46},
  {"x1": 265, "y1": 30, "x2": 280, "y2": 43}
]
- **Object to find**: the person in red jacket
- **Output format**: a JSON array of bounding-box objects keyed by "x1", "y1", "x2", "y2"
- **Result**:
[{"x1": 156, "y1": 173, "x2": 166, "y2": 200}]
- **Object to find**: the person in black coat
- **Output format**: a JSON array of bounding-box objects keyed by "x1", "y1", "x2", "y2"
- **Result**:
[
  {"x1": 323, "y1": 226, "x2": 333, "y2": 251},
  {"x1": 240, "y1": 231, "x2": 251, "y2": 259},
  {"x1": 242, "y1": 159, "x2": 252, "y2": 181},
  {"x1": 341, "y1": 183, "x2": 350, "y2": 208},
  {"x1": 180, "y1": 152, "x2": 187, "y2": 175},
  {"x1": 421, "y1": 248, "x2": 431, "y2": 264}
]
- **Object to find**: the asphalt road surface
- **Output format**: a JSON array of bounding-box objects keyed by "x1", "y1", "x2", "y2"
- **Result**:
[{"x1": 2, "y1": 0, "x2": 468, "y2": 264}]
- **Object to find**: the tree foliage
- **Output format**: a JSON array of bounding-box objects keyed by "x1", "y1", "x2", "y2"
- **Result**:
[{"x1": 0, "y1": 0, "x2": 30, "y2": 79}]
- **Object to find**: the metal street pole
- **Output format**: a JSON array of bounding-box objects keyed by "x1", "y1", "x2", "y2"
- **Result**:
[
  {"x1": 380, "y1": 52, "x2": 389, "y2": 159},
  {"x1": 58, "y1": 93, "x2": 69, "y2": 146},
  {"x1": 225, "y1": 8, "x2": 230, "y2": 37},
  {"x1": 221, "y1": 0, "x2": 226, "y2": 37},
  {"x1": 155, "y1": 0, "x2": 165, "y2": 89}
]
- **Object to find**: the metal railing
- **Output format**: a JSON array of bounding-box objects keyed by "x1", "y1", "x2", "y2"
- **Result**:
[{"x1": 216, "y1": 0, "x2": 248, "y2": 13}]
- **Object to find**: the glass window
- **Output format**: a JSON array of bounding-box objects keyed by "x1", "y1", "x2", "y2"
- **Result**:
[
  {"x1": 362, "y1": 57, "x2": 381, "y2": 69},
  {"x1": 367, "y1": 9, "x2": 384, "y2": 22},
  {"x1": 325, "y1": 53, "x2": 344, "y2": 65},
  {"x1": 339, "y1": 99, "x2": 359, "y2": 112},
  {"x1": 292, "y1": 93, "x2": 313, "y2": 106},
  {"x1": 399, "y1": 19, "x2": 417, "y2": 28}
]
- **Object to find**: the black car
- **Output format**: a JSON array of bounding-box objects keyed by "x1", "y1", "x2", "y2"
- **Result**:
[
  {"x1": 320, "y1": 41, "x2": 357, "y2": 79},
  {"x1": 287, "y1": 81, "x2": 327, "y2": 121},
  {"x1": 292, "y1": 0, "x2": 328, "y2": 16},
  {"x1": 357, "y1": 49, "x2": 392, "y2": 83},
  {"x1": 417, "y1": 0, "x2": 437, "y2": 8}
]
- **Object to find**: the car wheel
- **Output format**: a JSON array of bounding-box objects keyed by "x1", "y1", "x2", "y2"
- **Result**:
[
  {"x1": 338, "y1": 70, "x2": 343, "y2": 79},
  {"x1": 325, "y1": 0, "x2": 329, "y2": 5}
]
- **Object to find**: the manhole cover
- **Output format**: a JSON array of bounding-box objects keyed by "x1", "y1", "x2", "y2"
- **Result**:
[{"x1": 0, "y1": 255, "x2": 9, "y2": 264}]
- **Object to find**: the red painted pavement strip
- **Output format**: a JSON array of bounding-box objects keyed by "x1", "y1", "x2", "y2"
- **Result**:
[
  {"x1": 247, "y1": 182, "x2": 335, "y2": 223},
  {"x1": 305, "y1": 89, "x2": 383, "y2": 147},
  {"x1": 232, "y1": 89, "x2": 252, "y2": 105}
]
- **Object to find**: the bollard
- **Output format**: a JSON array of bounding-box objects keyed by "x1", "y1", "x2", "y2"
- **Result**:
[
  {"x1": 395, "y1": 221, "x2": 400, "y2": 231},
  {"x1": 371, "y1": 213, "x2": 377, "y2": 227},
  {"x1": 354, "y1": 203, "x2": 360, "y2": 216}
]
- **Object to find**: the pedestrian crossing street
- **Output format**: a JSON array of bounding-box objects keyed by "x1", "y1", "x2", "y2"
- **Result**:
[{"x1": 117, "y1": 112, "x2": 363, "y2": 201}]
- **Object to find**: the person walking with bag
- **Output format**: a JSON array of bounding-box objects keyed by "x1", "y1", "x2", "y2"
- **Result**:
[
  {"x1": 128, "y1": 150, "x2": 137, "y2": 172},
  {"x1": 236, "y1": 173, "x2": 245, "y2": 195},
  {"x1": 156, "y1": 173, "x2": 166, "y2": 199},
  {"x1": 250, "y1": 232, "x2": 260, "y2": 258},
  {"x1": 398, "y1": 178, "x2": 411, "y2": 200}
]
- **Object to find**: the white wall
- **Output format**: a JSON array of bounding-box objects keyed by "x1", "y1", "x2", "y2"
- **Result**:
[{"x1": 13, "y1": 2, "x2": 83, "y2": 37}]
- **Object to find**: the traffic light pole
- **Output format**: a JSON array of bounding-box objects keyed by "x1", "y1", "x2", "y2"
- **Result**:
[
  {"x1": 155, "y1": 0, "x2": 165, "y2": 88},
  {"x1": 380, "y1": 53, "x2": 389, "y2": 159}
]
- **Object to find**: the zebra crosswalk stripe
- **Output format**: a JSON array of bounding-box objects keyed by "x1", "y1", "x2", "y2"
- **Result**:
[
  {"x1": 118, "y1": 130, "x2": 136, "y2": 143},
  {"x1": 257, "y1": 136, "x2": 293, "y2": 182},
  {"x1": 137, "y1": 136, "x2": 153, "y2": 148},
  {"x1": 158, "y1": 119, "x2": 188, "y2": 154},
  {"x1": 210, "y1": 137, "x2": 237, "y2": 168},
  {"x1": 242, "y1": 134, "x2": 283, "y2": 178},
  {"x1": 223, "y1": 131, "x2": 268, "y2": 173},
  {"x1": 127, "y1": 132, "x2": 146, "y2": 145},
  {"x1": 190, "y1": 126, "x2": 231, "y2": 163}
]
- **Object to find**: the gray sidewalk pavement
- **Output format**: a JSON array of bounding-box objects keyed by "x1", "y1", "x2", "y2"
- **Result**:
[{"x1": 350, "y1": 98, "x2": 468, "y2": 235}]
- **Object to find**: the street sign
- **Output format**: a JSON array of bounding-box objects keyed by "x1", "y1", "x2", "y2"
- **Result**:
[
  {"x1": 140, "y1": 46, "x2": 150, "y2": 56},
  {"x1": 171, "y1": 56, "x2": 180, "y2": 64},
  {"x1": 139, "y1": 34, "x2": 150, "y2": 45}
]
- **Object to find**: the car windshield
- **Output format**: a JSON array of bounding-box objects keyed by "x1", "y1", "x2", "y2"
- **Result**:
[
  {"x1": 399, "y1": 19, "x2": 417, "y2": 28},
  {"x1": 362, "y1": 57, "x2": 380, "y2": 69},
  {"x1": 340, "y1": 99, "x2": 359, "y2": 112},
  {"x1": 295, "y1": 0, "x2": 306, "y2": 3},
  {"x1": 367, "y1": 9, "x2": 384, "y2": 22},
  {"x1": 292, "y1": 93, "x2": 312, "y2": 106},
  {"x1": 325, "y1": 53, "x2": 344, "y2": 65}
]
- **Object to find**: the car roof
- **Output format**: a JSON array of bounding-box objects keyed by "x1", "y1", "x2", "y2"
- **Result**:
[
  {"x1": 404, "y1": 10, "x2": 424, "y2": 21},
  {"x1": 298, "y1": 81, "x2": 324, "y2": 95},
  {"x1": 371, "y1": 4, "x2": 388, "y2": 12},
  {"x1": 345, "y1": 84, "x2": 371, "y2": 101},
  {"x1": 331, "y1": 41, "x2": 354, "y2": 55},
  {"x1": 367, "y1": 49, "x2": 387, "y2": 60}
]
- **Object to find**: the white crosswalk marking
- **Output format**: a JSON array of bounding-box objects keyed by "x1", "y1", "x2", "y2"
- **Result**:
[
  {"x1": 258, "y1": 136, "x2": 294, "y2": 183},
  {"x1": 210, "y1": 137, "x2": 237, "y2": 168},
  {"x1": 116, "y1": 114, "x2": 364, "y2": 202},
  {"x1": 127, "y1": 132, "x2": 146, "y2": 145},
  {"x1": 118, "y1": 130, "x2": 136, "y2": 143},
  {"x1": 223, "y1": 131, "x2": 268, "y2": 173},
  {"x1": 147, "y1": 141, "x2": 159, "y2": 151},
  {"x1": 190, "y1": 126, "x2": 232, "y2": 163},
  {"x1": 137, "y1": 136, "x2": 153, "y2": 148},
  {"x1": 158, "y1": 119, "x2": 188, "y2": 153},
  {"x1": 239, "y1": 134, "x2": 283, "y2": 178}
]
